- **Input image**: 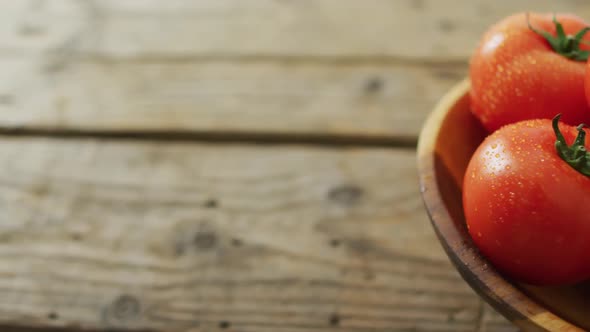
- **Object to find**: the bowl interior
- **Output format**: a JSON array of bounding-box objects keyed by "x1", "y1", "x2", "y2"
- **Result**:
[{"x1": 418, "y1": 80, "x2": 590, "y2": 332}]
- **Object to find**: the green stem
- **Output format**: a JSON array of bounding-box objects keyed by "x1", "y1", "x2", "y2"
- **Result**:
[
  {"x1": 553, "y1": 114, "x2": 590, "y2": 176},
  {"x1": 527, "y1": 13, "x2": 590, "y2": 61}
]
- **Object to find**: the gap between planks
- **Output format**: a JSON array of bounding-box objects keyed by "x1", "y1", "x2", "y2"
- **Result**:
[{"x1": 0, "y1": 128, "x2": 418, "y2": 149}]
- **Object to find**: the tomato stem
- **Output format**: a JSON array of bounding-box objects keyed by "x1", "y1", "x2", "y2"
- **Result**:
[
  {"x1": 553, "y1": 114, "x2": 590, "y2": 176},
  {"x1": 527, "y1": 13, "x2": 590, "y2": 61}
]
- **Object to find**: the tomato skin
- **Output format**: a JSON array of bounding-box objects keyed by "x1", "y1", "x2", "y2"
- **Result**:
[
  {"x1": 585, "y1": 58, "x2": 590, "y2": 106},
  {"x1": 463, "y1": 119, "x2": 590, "y2": 285},
  {"x1": 470, "y1": 13, "x2": 590, "y2": 133}
]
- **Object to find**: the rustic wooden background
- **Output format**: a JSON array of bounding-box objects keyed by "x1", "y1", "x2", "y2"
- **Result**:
[{"x1": 2, "y1": 1, "x2": 589, "y2": 331}]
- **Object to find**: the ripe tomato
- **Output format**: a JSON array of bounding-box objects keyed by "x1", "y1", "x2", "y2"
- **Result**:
[
  {"x1": 470, "y1": 13, "x2": 590, "y2": 133},
  {"x1": 584, "y1": 55, "x2": 590, "y2": 106},
  {"x1": 463, "y1": 116, "x2": 590, "y2": 285}
]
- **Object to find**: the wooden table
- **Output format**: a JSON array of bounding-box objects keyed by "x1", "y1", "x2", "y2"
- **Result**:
[{"x1": 1, "y1": 1, "x2": 589, "y2": 331}]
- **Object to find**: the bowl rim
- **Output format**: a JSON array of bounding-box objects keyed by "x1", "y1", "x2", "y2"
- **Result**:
[{"x1": 416, "y1": 79, "x2": 583, "y2": 332}]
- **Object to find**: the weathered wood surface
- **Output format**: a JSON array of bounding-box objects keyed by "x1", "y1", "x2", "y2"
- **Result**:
[
  {"x1": 0, "y1": 60, "x2": 465, "y2": 140},
  {"x1": 0, "y1": 0, "x2": 553, "y2": 331},
  {"x1": 2, "y1": 0, "x2": 585, "y2": 60},
  {"x1": 0, "y1": 138, "x2": 514, "y2": 332},
  {"x1": 2, "y1": 0, "x2": 590, "y2": 139}
]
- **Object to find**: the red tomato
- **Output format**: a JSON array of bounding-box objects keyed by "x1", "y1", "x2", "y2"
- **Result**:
[
  {"x1": 585, "y1": 56, "x2": 590, "y2": 106},
  {"x1": 470, "y1": 13, "x2": 590, "y2": 133},
  {"x1": 463, "y1": 116, "x2": 590, "y2": 285}
]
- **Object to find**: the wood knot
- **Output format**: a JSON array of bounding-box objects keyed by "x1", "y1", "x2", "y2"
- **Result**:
[
  {"x1": 328, "y1": 185, "x2": 363, "y2": 205},
  {"x1": 19, "y1": 23, "x2": 45, "y2": 36},
  {"x1": 231, "y1": 238, "x2": 243, "y2": 247},
  {"x1": 346, "y1": 238, "x2": 372, "y2": 254},
  {"x1": 364, "y1": 77, "x2": 384, "y2": 93},
  {"x1": 204, "y1": 199, "x2": 218, "y2": 208},
  {"x1": 438, "y1": 19, "x2": 455, "y2": 33},
  {"x1": 194, "y1": 231, "x2": 218, "y2": 250},
  {"x1": 70, "y1": 233, "x2": 83, "y2": 241},
  {"x1": 110, "y1": 294, "x2": 141, "y2": 321},
  {"x1": 409, "y1": 0, "x2": 425, "y2": 10},
  {"x1": 0, "y1": 94, "x2": 14, "y2": 105},
  {"x1": 330, "y1": 239, "x2": 341, "y2": 247},
  {"x1": 329, "y1": 313, "x2": 340, "y2": 326}
]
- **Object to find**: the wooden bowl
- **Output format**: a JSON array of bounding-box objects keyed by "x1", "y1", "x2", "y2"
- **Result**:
[{"x1": 417, "y1": 79, "x2": 590, "y2": 332}]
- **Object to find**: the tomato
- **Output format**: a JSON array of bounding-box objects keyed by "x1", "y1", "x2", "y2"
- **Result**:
[
  {"x1": 585, "y1": 54, "x2": 590, "y2": 107},
  {"x1": 463, "y1": 116, "x2": 590, "y2": 285},
  {"x1": 470, "y1": 13, "x2": 590, "y2": 133}
]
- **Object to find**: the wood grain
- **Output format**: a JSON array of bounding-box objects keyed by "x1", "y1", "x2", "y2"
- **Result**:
[
  {"x1": 3, "y1": 0, "x2": 590, "y2": 138},
  {"x1": 0, "y1": 137, "x2": 515, "y2": 332},
  {"x1": 0, "y1": 1, "x2": 535, "y2": 331},
  {"x1": 3, "y1": 0, "x2": 590, "y2": 60},
  {"x1": 81, "y1": 0, "x2": 590, "y2": 60},
  {"x1": 0, "y1": 59, "x2": 465, "y2": 140},
  {"x1": 0, "y1": 0, "x2": 87, "y2": 55}
]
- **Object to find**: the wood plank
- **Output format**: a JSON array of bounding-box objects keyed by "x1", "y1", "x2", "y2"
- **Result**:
[
  {"x1": 0, "y1": 59, "x2": 465, "y2": 140},
  {"x1": 3, "y1": 0, "x2": 590, "y2": 60},
  {"x1": 3, "y1": 0, "x2": 590, "y2": 138},
  {"x1": 76, "y1": 0, "x2": 590, "y2": 60},
  {"x1": 0, "y1": 137, "x2": 516, "y2": 331}
]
